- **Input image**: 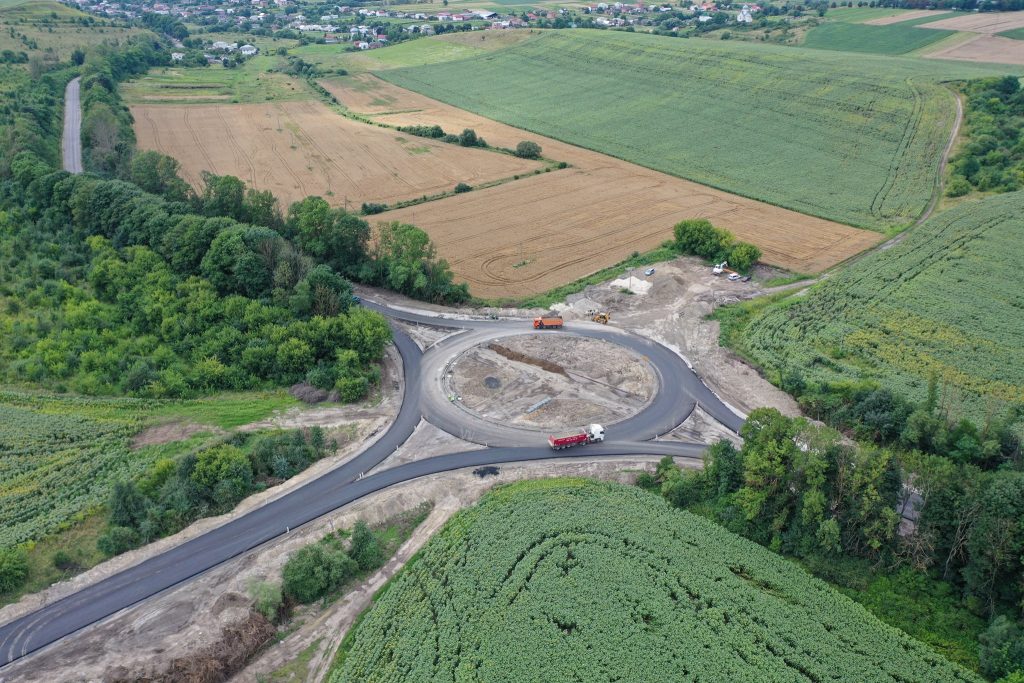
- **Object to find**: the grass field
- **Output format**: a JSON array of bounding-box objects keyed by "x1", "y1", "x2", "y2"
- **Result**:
[
  {"x1": 720, "y1": 191, "x2": 1024, "y2": 423},
  {"x1": 323, "y1": 74, "x2": 879, "y2": 298},
  {"x1": 0, "y1": 0, "x2": 147, "y2": 63},
  {"x1": 0, "y1": 389, "x2": 295, "y2": 550},
  {"x1": 802, "y1": 14, "x2": 957, "y2": 55},
  {"x1": 378, "y1": 30, "x2": 1010, "y2": 230},
  {"x1": 121, "y1": 57, "x2": 310, "y2": 105},
  {"x1": 131, "y1": 99, "x2": 542, "y2": 208},
  {"x1": 329, "y1": 479, "x2": 979, "y2": 682},
  {"x1": 293, "y1": 31, "x2": 536, "y2": 74},
  {"x1": 998, "y1": 27, "x2": 1024, "y2": 40}
]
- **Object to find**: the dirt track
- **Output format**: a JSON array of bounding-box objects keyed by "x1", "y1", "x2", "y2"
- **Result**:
[
  {"x1": 131, "y1": 100, "x2": 542, "y2": 208},
  {"x1": 322, "y1": 75, "x2": 881, "y2": 298}
]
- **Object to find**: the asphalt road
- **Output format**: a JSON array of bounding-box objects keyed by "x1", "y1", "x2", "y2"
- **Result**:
[
  {"x1": 0, "y1": 304, "x2": 743, "y2": 668},
  {"x1": 61, "y1": 77, "x2": 83, "y2": 174}
]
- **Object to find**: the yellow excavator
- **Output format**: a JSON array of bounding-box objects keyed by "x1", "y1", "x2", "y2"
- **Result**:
[{"x1": 592, "y1": 312, "x2": 611, "y2": 324}]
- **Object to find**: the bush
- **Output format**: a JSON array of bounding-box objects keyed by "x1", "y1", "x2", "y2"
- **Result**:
[
  {"x1": 0, "y1": 547, "x2": 29, "y2": 593},
  {"x1": 945, "y1": 175, "x2": 972, "y2": 198},
  {"x1": 249, "y1": 580, "x2": 283, "y2": 622},
  {"x1": 350, "y1": 520, "x2": 383, "y2": 571},
  {"x1": 97, "y1": 525, "x2": 141, "y2": 556},
  {"x1": 980, "y1": 616, "x2": 1024, "y2": 680},
  {"x1": 282, "y1": 542, "x2": 357, "y2": 603},
  {"x1": 515, "y1": 141, "x2": 542, "y2": 159},
  {"x1": 729, "y1": 242, "x2": 762, "y2": 273},
  {"x1": 458, "y1": 129, "x2": 485, "y2": 147},
  {"x1": 361, "y1": 202, "x2": 388, "y2": 215},
  {"x1": 454, "y1": 182, "x2": 472, "y2": 194}
]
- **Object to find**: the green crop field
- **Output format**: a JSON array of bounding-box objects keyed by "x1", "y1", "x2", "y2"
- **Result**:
[
  {"x1": 823, "y1": 6, "x2": 920, "y2": 22},
  {"x1": 380, "y1": 31, "x2": 1012, "y2": 230},
  {"x1": 802, "y1": 14, "x2": 957, "y2": 55},
  {"x1": 0, "y1": 390, "x2": 295, "y2": 548},
  {"x1": 330, "y1": 479, "x2": 978, "y2": 682},
  {"x1": 724, "y1": 191, "x2": 1024, "y2": 423},
  {"x1": 997, "y1": 27, "x2": 1024, "y2": 40}
]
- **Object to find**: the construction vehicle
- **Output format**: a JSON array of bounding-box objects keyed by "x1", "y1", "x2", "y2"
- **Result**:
[
  {"x1": 713, "y1": 261, "x2": 739, "y2": 277},
  {"x1": 533, "y1": 315, "x2": 564, "y2": 329},
  {"x1": 548, "y1": 424, "x2": 605, "y2": 450},
  {"x1": 592, "y1": 312, "x2": 611, "y2": 324}
]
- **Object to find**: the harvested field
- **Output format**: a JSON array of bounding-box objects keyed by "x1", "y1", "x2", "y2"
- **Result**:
[
  {"x1": 322, "y1": 76, "x2": 880, "y2": 298},
  {"x1": 917, "y1": 11, "x2": 1024, "y2": 33},
  {"x1": 924, "y1": 33, "x2": 1024, "y2": 65},
  {"x1": 863, "y1": 9, "x2": 945, "y2": 25},
  {"x1": 130, "y1": 100, "x2": 542, "y2": 208}
]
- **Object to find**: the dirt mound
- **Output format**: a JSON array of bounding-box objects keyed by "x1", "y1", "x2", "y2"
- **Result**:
[{"x1": 488, "y1": 342, "x2": 568, "y2": 377}]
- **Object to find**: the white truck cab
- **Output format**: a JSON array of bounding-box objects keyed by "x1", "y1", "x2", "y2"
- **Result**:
[{"x1": 587, "y1": 424, "x2": 606, "y2": 442}]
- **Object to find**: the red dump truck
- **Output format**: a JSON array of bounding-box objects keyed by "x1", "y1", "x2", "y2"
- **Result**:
[
  {"x1": 548, "y1": 424, "x2": 606, "y2": 450},
  {"x1": 533, "y1": 316, "x2": 564, "y2": 330}
]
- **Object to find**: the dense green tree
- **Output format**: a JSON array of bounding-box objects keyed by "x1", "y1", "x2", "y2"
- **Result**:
[
  {"x1": 349, "y1": 520, "x2": 383, "y2": 571},
  {"x1": 514, "y1": 140, "x2": 542, "y2": 159},
  {"x1": 282, "y1": 542, "x2": 357, "y2": 603},
  {"x1": 190, "y1": 444, "x2": 253, "y2": 507},
  {"x1": 199, "y1": 172, "x2": 246, "y2": 221},
  {"x1": 109, "y1": 481, "x2": 148, "y2": 529},
  {"x1": 127, "y1": 150, "x2": 191, "y2": 202},
  {"x1": 980, "y1": 616, "x2": 1024, "y2": 681}
]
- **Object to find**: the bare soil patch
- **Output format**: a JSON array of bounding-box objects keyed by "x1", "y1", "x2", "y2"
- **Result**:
[
  {"x1": 131, "y1": 421, "x2": 214, "y2": 449},
  {"x1": 924, "y1": 33, "x2": 1024, "y2": 64},
  {"x1": 322, "y1": 75, "x2": 880, "y2": 298},
  {"x1": 863, "y1": 9, "x2": 945, "y2": 25},
  {"x1": 131, "y1": 100, "x2": 542, "y2": 208},
  {"x1": 450, "y1": 334, "x2": 655, "y2": 430},
  {"x1": 917, "y1": 11, "x2": 1024, "y2": 33}
]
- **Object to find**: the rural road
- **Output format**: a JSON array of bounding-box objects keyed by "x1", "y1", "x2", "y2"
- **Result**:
[
  {"x1": 0, "y1": 302, "x2": 743, "y2": 668},
  {"x1": 61, "y1": 77, "x2": 83, "y2": 174}
]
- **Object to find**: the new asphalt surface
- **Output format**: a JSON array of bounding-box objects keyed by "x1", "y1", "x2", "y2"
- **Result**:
[{"x1": 0, "y1": 303, "x2": 743, "y2": 668}]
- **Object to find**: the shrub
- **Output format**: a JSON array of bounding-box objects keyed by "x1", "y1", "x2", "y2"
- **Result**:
[
  {"x1": 0, "y1": 547, "x2": 29, "y2": 593},
  {"x1": 97, "y1": 526, "x2": 141, "y2": 556},
  {"x1": 454, "y1": 182, "x2": 472, "y2": 194},
  {"x1": 945, "y1": 175, "x2": 972, "y2": 198},
  {"x1": 350, "y1": 520, "x2": 383, "y2": 571},
  {"x1": 361, "y1": 202, "x2": 388, "y2": 215},
  {"x1": 515, "y1": 141, "x2": 542, "y2": 159},
  {"x1": 728, "y1": 242, "x2": 762, "y2": 273},
  {"x1": 980, "y1": 616, "x2": 1024, "y2": 680},
  {"x1": 282, "y1": 542, "x2": 357, "y2": 603},
  {"x1": 249, "y1": 580, "x2": 283, "y2": 622}
]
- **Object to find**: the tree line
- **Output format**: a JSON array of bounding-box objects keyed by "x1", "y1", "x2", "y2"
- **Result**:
[{"x1": 646, "y1": 408, "x2": 1024, "y2": 680}]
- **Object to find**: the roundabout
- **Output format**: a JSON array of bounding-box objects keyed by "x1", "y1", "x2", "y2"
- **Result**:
[{"x1": 0, "y1": 301, "x2": 744, "y2": 667}]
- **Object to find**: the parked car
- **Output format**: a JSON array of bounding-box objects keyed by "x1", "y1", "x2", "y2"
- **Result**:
[
  {"x1": 741, "y1": 275, "x2": 752, "y2": 282},
  {"x1": 728, "y1": 273, "x2": 741, "y2": 281},
  {"x1": 644, "y1": 268, "x2": 656, "y2": 276}
]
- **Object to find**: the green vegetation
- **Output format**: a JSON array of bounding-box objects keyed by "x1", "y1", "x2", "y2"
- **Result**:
[
  {"x1": 121, "y1": 56, "x2": 309, "y2": 104},
  {"x1": 98, "y1": 428, "x2": 334, "y2": 558},
  {"x1": 802, "y1": 14, "x2": 956, "y2": 55},
  {"x1": 946, "y1": 76, "x2": 1024, "y2": 196},
  {"x1": 719, "y1": 190, "x2": 1024, "y2": 425},
  {"x1": 330, "y1": 479, "x2": 978, "y2": 682},
  {"x1": 381, "y1": 30, "x2": 1012, "y2": 230},
  {"x1": 672, "y1": 219, "x2": 761, "y2": 272},
  {"x1": 648, "y1": 411, "x2": 1024, "y2": 676},
  {"x1": 998, "y1": 27, "x2": 1024, "y2": 40},
  {"x1": 0, "y1": 0, "x2": 148, "y2": 65}
]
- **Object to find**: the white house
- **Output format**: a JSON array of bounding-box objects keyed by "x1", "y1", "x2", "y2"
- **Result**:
[
  {"x1": 240, "y1": 44, "x2": 258, "y2": 55},
  {"x1": 737, "y1": 5, "x2": 752, "y2": 22}
]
